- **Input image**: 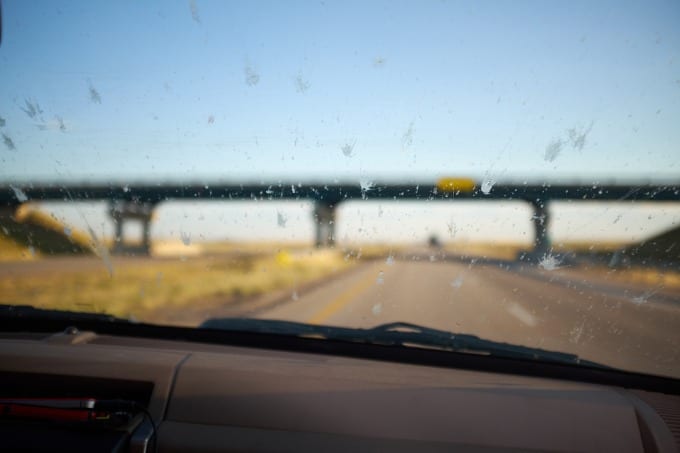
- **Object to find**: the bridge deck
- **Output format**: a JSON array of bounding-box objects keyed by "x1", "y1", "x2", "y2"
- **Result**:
[{"x1": 2, "y1": 183, "x2": 678, "y2": 205}]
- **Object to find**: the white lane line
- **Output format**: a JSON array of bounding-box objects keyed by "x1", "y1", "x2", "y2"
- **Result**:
[{"x1": 506, "y1": 302, "x2": 537, "y2": 327}]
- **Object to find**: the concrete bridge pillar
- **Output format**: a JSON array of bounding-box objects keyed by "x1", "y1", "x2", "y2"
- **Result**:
[
  {"x1": 109, "y1": 200, "x2": 155, "y2": 255},
  {"x1": 313, "y1": 202, "x2": 336, "y2": 247},
  {"x1": 530, "y1": 199, "x2": 551, "y2": 256}
]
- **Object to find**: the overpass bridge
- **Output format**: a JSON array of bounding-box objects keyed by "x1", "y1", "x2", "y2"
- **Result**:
[{"x1": 1, "y1": 180, "x2": 678, "y2": 256}]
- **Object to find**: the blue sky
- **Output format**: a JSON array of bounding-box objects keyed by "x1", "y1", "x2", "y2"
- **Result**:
[{"x1": 1, "y1": 0, "x2": 679, "y2": 242}]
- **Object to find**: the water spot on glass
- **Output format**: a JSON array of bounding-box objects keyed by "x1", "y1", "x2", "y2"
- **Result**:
[
  {"x1": 28, "y1": 246, "x2": 35, "y2": 257},
  {"x1": 244, "y1": 64, "x2": 260, "y2": 86},
  {"x1": 55, "y1": 115, "x2": 66, "y2": 132},
  {"x1": 538, "y1": 253, "x2": 562, "y2": 271},
  {"x1": 446, "y1": 220, "x2": 456, "y2": 238},
  {"x1": 341, "y1": 139, "x2": 356, "y2": 157},
  {"x1": 189, "y1": 0, "x2": 201, "y2": 23},
  {"x1": 63, "y1": 227, "x2": 72, "y2": 238},
  {"x1": 20, "y1": 98, "x2": 44, "y2": 120},
  {"x1": 373, "y1": 56, "x2": 386, "y2": 68},
  {"x1": 372, "y1": 303, "x2": 382, "y2": 315},
  {"x1": 294, "y1": 73, "x2": 310, "y2": 93},
  {"x1": 481, "y1": 178, "x2": 495, "y2": 195},
  {"x1": 2, "y1": 133, "x2": 16, "y2": 150},
  {"x1": 9, "y1": 185, "x2": 28, "y2": 202},
  {"x1": 376, "y1": 271, "x2": 384, "y2": 285},
  {"x1": 544, "y1": 138, "x2": 563, "y2": 162},
  {"x1": 401, "y1": 121, "x2": 414, "y2": 150},
  {"x1": 88, "y1": 82, "x2": 102, "y2": 104},
  {"x1": 277, "y1": 211, "x2": 287, "y2": 228},
  {"x1": 569, "y1": 322, "x2": 585, "y2": 344},
  {"x1": 631, "y1": 289, "x2": 657, "y2": 305},
  {"x1": 180, "y1": 231, "x2": 191, "y2": 245},
  {"x1": 450, "y1": 275, "x2": 464, "y2": 289},
  {"x1": 291, "y1": 291, "x2": 299, "y2": 301},
  {"x1": 566, "y1": 122, "x2": 593, "y2": 151},
  {"x1": 386, "y1": 255, "x2": 394, "y2": 266},
  {"x1": 531, "y1": 212, "x2": 546, "y2": 225},
  {"x1": 360, "y1": 179, "x2": 374, "y2": 199},
  {"x1": 86, "y1": 225, "x2": 113, "y2": 277},
  {"x1": 208, "y1": 115, "x2": 215, "y2": 124}
]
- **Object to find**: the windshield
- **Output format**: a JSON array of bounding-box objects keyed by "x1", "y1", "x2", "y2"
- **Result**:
[{"x1": 1, "y1": 1, "x2": 679, "y2": 378}]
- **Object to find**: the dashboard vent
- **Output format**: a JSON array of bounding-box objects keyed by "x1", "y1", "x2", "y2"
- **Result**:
[{"x1": 633, "y1": 390, "x2": 680, "y2": 450}]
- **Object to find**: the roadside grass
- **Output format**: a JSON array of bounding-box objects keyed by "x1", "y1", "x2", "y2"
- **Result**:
[
  {"x1": 3, "y1": 236, "x2": 676, "y2": 325},
  {"x1": 0, "y1": 249, "x2": 353, "y2": 321},
  {"x1": 0, "y1": 234, "x2": 38, "y2": 261},
  {"x1": 575, "y1": 265, "x2": 680, "y2": 290},
  {"x1": 442, "y1": 240, "x2": 633, "y2": 261},
  {"x1": 341, "y1": 243, "x2": 408, "y2": 260},
  {"x1": 443, "y1": 242, "x2": 526, "y2": 261},
  {"x1": 197, "y1": 240, "x2": 313, "y2": 255},
  {"x1": 14, "y1": 204, "x2": 94, "y2": 251},
  {"x1": 442, "y1": 241, "x2": 680, "y2": 289},
  {"x1": 552, "y1": 241, "x2": 631, "y2": 253}
]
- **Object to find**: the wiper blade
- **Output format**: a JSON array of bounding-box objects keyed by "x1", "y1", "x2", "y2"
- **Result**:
[
  {"x1": 0, "y1": 304, "x2": 130, "y2": 325},
  {"x1": 0, "y1": 305, "x2": 606, "y2": 369},
  {"x1": 200, "y1": 318, "x2": 609, "y2": 369}
]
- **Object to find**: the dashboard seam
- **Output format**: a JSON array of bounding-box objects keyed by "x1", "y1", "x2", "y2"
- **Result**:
[{"x1": 162, "y1": 352, "x2": 193, "y2": 423}]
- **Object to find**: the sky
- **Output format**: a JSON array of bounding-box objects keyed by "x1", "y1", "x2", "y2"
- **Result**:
[{"x1": 1, "y1": 0, "x2": 679, "y2": 243}]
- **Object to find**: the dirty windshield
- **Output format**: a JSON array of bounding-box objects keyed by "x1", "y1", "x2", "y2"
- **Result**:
[{"x1": 1, "y1": 1, "x2": 679, "y2": 378}]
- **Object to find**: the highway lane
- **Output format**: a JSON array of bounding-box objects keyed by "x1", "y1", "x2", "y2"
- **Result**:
[{"x1": 256, "y1": 255, "x2": 680, "y2": 379}]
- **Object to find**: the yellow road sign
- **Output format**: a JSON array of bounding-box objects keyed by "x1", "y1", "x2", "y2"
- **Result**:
[{"x1": 436, "y1": 177, "x2": 476, "y2": 193}]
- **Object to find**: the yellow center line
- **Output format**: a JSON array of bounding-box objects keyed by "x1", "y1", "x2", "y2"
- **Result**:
[{"x1": 307, "y1": 266, "x2": 380, "y2": 325}]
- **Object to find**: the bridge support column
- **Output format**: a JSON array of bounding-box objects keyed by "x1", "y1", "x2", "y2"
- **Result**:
[
  {"x1": 530, "y1": 199, "x2": 551, "y2": 257},
  {"x1": 313, "y1": 202, "x2": 336, "y2": 247},
  {"x1": 109, "y1": 201, "x2": 155, "y2": 255}
]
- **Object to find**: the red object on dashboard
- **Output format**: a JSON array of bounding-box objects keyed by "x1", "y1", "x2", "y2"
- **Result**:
[{"x1": 0, "y1": 402, "x2": 94, "y2": 422}]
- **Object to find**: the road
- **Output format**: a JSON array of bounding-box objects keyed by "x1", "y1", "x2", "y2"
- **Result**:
[
  {"x1": 2, "y1": 249, "x2": 678, "y2": 379},
  {"x1": 255, "y1": 252, "x2": 680, "y2": 379}
]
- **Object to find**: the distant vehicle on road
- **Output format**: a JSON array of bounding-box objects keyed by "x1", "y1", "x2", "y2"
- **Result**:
[{"x1": 428, "y1": 235, "x2": 443, "y2": 249}]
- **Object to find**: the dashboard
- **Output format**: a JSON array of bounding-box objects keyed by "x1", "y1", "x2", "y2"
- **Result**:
[{"x1": 0, "y1": 328, "x2": 678, "y2": 452}]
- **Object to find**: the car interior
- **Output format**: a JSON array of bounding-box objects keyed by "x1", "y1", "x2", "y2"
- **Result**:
[
  {"x1": 1, "y1": 1, "x2": 679, "y2": 452},
  {"x1": 1, "y1": 313, "x2": 679, "y2": 452}
]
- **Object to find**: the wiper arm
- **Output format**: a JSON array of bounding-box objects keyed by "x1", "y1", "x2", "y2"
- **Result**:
[{"x1": 200, "y1": 318, "x2": 609, "y2": 369}]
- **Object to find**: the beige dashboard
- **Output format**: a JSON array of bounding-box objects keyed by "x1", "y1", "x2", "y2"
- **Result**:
[{"x1": 0, "y1": 330, "x2": 678, "y2": 452}]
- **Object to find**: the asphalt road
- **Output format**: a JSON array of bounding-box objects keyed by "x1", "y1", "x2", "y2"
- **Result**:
[{"x1": 256, "y1": 253, "x2": 680, "y2": 379}]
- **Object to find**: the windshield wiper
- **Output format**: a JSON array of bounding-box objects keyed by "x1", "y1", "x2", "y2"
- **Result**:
[
  {"x1": 0, "y1": 305, "x2": 606, "y2": 369},
  {"x1": 0, "y1": 304, "x2": 129, "y2": 324},
  {"x1": 200, "y1": 318, "x2": 609, "y2": 369}
]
